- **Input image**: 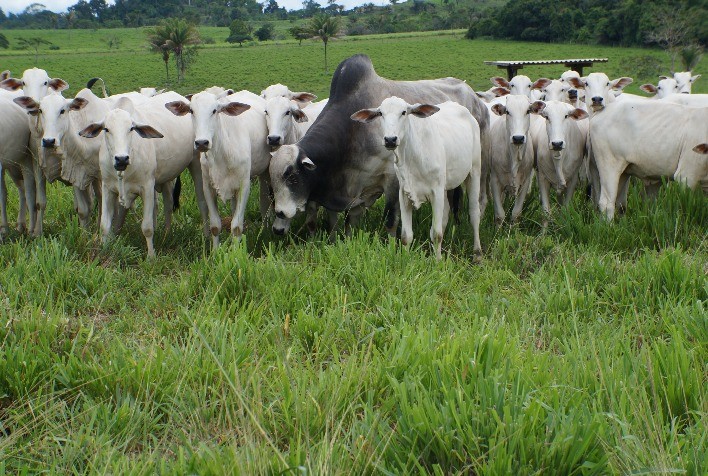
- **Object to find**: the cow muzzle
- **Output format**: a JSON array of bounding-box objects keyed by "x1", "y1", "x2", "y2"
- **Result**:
[
  {"x1": 42, "y1": 138, "x2": 57, "y2": 148},
  {"x1": 114, "y1": 155, "x2": 130, "y2": 171},
  {"x1": 384, "y1": 136, "x2": 398, "y2": 150},
  {"x1": 194, "y1": 139, "x2": 210, "y2": 152},
  {"x1": 568, "y1": 89, "x2": 578, "y2": 100},
  {"x1": 551, "y1": 141, "x2": 564, "y2": 151},
  {"x1": 512, "y1": 135, "x2": 525, "y2": 145},
  {"x1": 267, "y1": 135, "x2": 282, "y2": 148}
]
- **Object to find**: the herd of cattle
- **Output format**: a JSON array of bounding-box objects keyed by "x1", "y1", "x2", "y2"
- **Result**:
[{"x1": 0, "y1": 55, "x2": 705, "y2": 258}]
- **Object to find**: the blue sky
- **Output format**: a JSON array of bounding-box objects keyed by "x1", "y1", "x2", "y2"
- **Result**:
[{"x1": 3, "y1": 0, "x2": 385, "y2": 15}]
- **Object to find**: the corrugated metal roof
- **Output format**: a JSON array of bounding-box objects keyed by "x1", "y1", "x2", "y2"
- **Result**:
[{"x1": 484, "y1": 59, "x2": 608, "y2": 66}]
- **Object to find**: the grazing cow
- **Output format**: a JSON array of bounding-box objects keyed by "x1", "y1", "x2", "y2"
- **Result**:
[
  {"x1": 268, "y1": 54, "x2": 490, "y2": 236},
  {"x1": 673, "y1": 71, "x2": 701, "y2": 94},
  {"x1": 79, "y1": 94, "x2": 209, "y2": 257},
  {"x1": 529, "y1": 100, "x2": 588, "y2": 228},
  {"x1": 1, "y1": 68, "x2": 69, "y2": 236},
  {"x1": 351, "y1": 97, "x2": 482, "y2": 259},
  {"x1": 165, "y1": 90, "x2": 270, "y2": 247},
  {"x1": 0, "y1": 96, "x2": 34, "y2": 236},
  {"x1": 489, "y1": 95, "x2": 545, "y2": 225},
  {"x1": 589, "y1": 100, "x2": 707, "y2": 220}
]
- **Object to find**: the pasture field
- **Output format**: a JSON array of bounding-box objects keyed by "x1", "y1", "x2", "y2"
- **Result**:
[{"x1": 0, "y1": 31, "x2": 707, "y2": 474}]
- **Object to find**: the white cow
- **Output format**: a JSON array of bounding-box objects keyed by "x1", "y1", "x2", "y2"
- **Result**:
[
  {"x1": 0, "y1": 96, "x2": 34, "y2": 236},
  {"x1": 261, "y1": 84, "x2": 317, "y2": 106},
  {"x1": 491, "y1": 75, "x2": 551, "y2": 100},
  {"x1": 475, "y1": 86, "x2": 511, "y2": 103},
  {"x1": 673, "y1": 71, "x2": 701, "y2": 94},
  {"x1": 530, "y1": 100, "x2": 588, "y2": 228},
  {"x1": 660, "y1": 93, "x2": 708, "y2": 107},
  {"x1": 590, "y1": 100, "x2": 707, "y2": 220},
  {"x1": 1, "y1": 68, "x2": 69, "y2": 236},
  {"x1": 640, "y1": 77, "x2": 681, "y2": 98},
  {"x1": 165, "y1": 90, "x2": 270, "y2": 247},
  {"x1": 351, "y1": 97, "x2": 482, "y2": 259},
  {"x1": 79, "y1": 94, "x2": 209, "y2": 257},
  {"x1": 489, "y1": 95, "x2": 545, "y2": 225}
]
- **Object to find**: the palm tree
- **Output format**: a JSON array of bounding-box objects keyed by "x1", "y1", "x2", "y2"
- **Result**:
[
  {"x1": 146, "y1": 18, "x2": 201, "y2": 83},
  {"x1": 147, "y1": 24, "x2": 172, "y2": 82},
  {"x1": 308, "y1": 14, "x2": 342, "y2": 73}
]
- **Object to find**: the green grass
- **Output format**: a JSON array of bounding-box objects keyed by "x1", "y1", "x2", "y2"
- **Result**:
[{"x1": 0, "y1": 31, "x2": 707, "y2": 474}]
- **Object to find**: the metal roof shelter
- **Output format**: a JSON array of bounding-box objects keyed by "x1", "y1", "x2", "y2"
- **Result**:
[{"x1": 484, "y1": 58, "x2": 609, "y2": 80}]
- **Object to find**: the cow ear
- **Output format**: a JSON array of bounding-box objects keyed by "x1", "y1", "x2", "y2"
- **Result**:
[
  {"x1": 132, "y1": 123, "x2": 164, "y2": 139},
  {"x1": 48, "y1": 78, "x2": 69, "y2": 92},
  {"x1": 290, "y1": 92, "x2": 317, "y2": 103},
  {"x1": 350, "y1": 109, "x2": 381, "y2": 123},
  {"x1": 491, "y1": 103, "x2": 507, "y2": 116},
  {"x1": 185, "y1": 94, "x2": 194, "y2": 101},
  {"x1": 291, "y1": 106, "x2": 308, "y2": 123},
  {"x1": 216, "y1": 89, "x2": 234, "y2": 99},
  {"x1": 219, "y1": 102, "x2": 250, "y2": 116},
  {"x1": 475, "y1": 91, "x2": 495, "y2": 102},
  {"x1": 659, "y1": 75, "x2": 669, "y2": 80},
  {"x1": 165, "y1": 101, "x2": 191, "y2": 116},
  {"x1": 491, "y1": 76, "x2": 510, "y2": 89},
  {"x1": 690, "y1": 74, "x2": 701, "y2": 83},
  {"x1": 567, "y1": 108, "x2": 588, "y2": 121},
  {"x1": 531, "y1": 78, "x2": 551, "y2": 90},
  {"x1": 299, "y1": 156, "x2": 316, "y2": 171},
  {"x1": 13, "y1": 96, "x2": 39, "y2": 115},
  {"x1": 69, "y1": 97, "x2": 88, "y2": 111},
  {"x1": 640, "y1": 84, "x2": 657, "y2": 95},
  {"x1": 492, "y1": 87, "x2": 510, "y2": 97},
  {"x1": 568, "y1": 77, "x2": 584, "y2": 89},
  {"x1": 611, "y1": 77, "x2": 632, "y2": 90},
  {"x1": 409, "y1": 104, "x2": 440, "y2": 118},
  {"x1": 78, "y1": 122, "x2": 105, "y2": 139},
  {"x1": 0, "y1": 71, "x2": 10, "y2": 81},
  {"x1": 529, "y1": 101, "x2": 546, "y2": 114},
  {"x1": 1, "y1": 78, "x2": 23, "y2": 91},
  {"x1": 692, "y1": 144, "x2": 708, "y2": 154}
]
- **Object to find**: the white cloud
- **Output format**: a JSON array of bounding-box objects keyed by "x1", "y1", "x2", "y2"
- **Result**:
[{"x1": 3, "y1": 0, "x2": 385, "y2": 15}]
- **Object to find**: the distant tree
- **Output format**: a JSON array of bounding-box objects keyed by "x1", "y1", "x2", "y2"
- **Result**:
[
  {"x1": 103, "y1": 33, "x2": 122, "y2": 50},
  {"x1": 0, "y1": 33, "x2": 8, "y2": 50},
  {"x1": 307, "y1": 14, "x2": 342, "y2": 73},
  {"x1": 146, "y1": 18, "x2": 200, "y2": 82},
  {"x1": 23, "y1": 3, "x2": 47, "y2": 15},
  {"x1": 680, "y1": 44, "x2": 703, "y2": 71},
  {"x1": 302, "y1": 0, "x2": 322, "y2": 17},
  {"x1": 227, "y1": 19, "x2": 253, "y2": 46},
  {"x1": 17, "y1": 37, "x2": 53, "y2": 64},
  {"x1": 254, "y1": 22, "x2": 275, "y2": 41},
  {"x1": 646, "y1": 8, "x2": 691, "y2": 71},
  {"x1": 0, "y1": 8, "x2": 6, "y2": 23},
  {"x1": 263, "y1": 0, "x2": 281, "y2": 15},
  {"x1": 288, "y1": 25, "x2": 309, "y2": 45}
]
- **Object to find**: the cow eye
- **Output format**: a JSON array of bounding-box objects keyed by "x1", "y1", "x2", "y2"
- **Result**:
[
  {"x1": 104, "y1": 128, "x2": 109, "y2": 133},
  {"x1": 285, "y1": 110, "x2": 290, "y2": 116},
  {"x1": 264, "y1": 110, "x2": 269, "y2": 116},
  {"x1": 401, "y1": 111, "x2": 406, "y2": 116},
  {"x1": 584, "y1": 82, "x2": 588, "y2": 86},
  {"x1": 606, "y1": 82, "x2": 610, "y2": 86},
  {"x1": 564, "y1": 114, "x2": 568, "y2": 119},
  {"x1": 189, "y1": 109, "x2": 193, "y2": 114},
  {"x1": 212, "y1": 109, "x2": 217, "y2": 115},
  {"x1": 44, "y1": 81, "x2": 48, "y2": 85},
  {"x1": 59, "y1": 109, "x2": 65, "y2": 115},
  {"x1": 658, "y1": 86, "x2": 662, "y2": 90}
]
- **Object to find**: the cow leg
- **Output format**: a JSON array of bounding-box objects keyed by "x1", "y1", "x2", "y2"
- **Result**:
[
  {"x1": 430, "y1": 189, "x2": 445, "y2": 260},
  {"x1": 465, "y1": 174, "x2": 482, "y2": 256},
  {"x1": 258, "y1": 173, "x2": 271, "y2": 220},
  {"x1": 32, "y1": 167, "x2": 46, "y2": 237},
  {"x1": 562, "y1": 173, "x2": 580, "y2": 207},
  {"x1": 101, "y1": 186, "x2": 117, "y2": 244},
  {"x1": 442, "y1": 194, "x2": 451, "y2": 232},
  {"x1": 112, "y1": 202, "x2": 128, "y2": 234},
  {"x1": 21, "y1": 164, "x2": 36, "y2": 235},
  {"x1": 642, "y1": 180, "x2": 661, "y2": 200},
  {"x1": 305, "y1": 201, "x2": 319, "y2": 236},
  {"x1": 187, "y1": 159, "x2": 210, "y2": 237},
  {"x1": 141, "y1": 183, "x2": 156, "y2": 258},
  {"x1": 511, "y1": 173, "x2": 533, "y2": 224},
  {"x1": 344, "y1": 205, "x2": 365, "y2": 237},
  {"x1": 479, "y1": 126, "x2": 491, "y2": 216},
  {"x1": 0, "y1": 168, "x2": 8, "y2": 235},
  {"x1": 383, "y1": 177, "x2": 400, "y2": 237},
  {"x1": 161, "y1": 184, "x2": 174, "y2": 234},
  {"x1": 538, "y1": 174, "x2": 552, "y2": 231},
  {"x1": 489, "y1": 173, "x2": 505, "y2": 227},
  {"x1": 202, "y1": 180, "x2": 221, "y2": 249},
  {"x1": 231, "y1": 179, "x2": 250, "y2": 240},
  {"x1": 399, "y1": 188, "x2": 414, "y2": 248},
  {"x1": 597, "y1": 163, "x2": 624, "y2": 222},
  {"x1": 73, "y1": 187, "x2": 92, "y2": 229},
  {"x1": 12, "y1": 176, "x2": 27, "y2": 234},
  {"x1": 616, "y1": 174, "x2": 630, "y2": 215}
]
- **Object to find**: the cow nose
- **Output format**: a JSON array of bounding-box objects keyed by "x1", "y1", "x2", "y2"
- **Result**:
[
  {"x1": 551, "y1": 141, "x2": 564, "y2": 150},
  {"x1": 275, "y1": 210, "x2": 286, "y2": 219},
  {"x1": 273, "y1": 226, "x2": 285, "y2": 235},
  {"x1": 568, "y1": 89, "x2": 578, "y2": 99},
  {"x1": 267, "y1": 135, "x2": 281, "y2": 146},
  {"x1": 384, "y1": 136, "x2": 398, "y2": 148},
  {"x1": 42, "y1": 138, "x2": 56, "y2": 148},
  {"x1": 512, "y1": 135, "x2": 525, "y2": 145},
  {"x1": 591, "y1": 96, "x2": 603, "y2": 104},
  {"x1": 194, "y1": 139, "x2": 209, "y2": 150},
  {"x1": 114, "y1": 155, "x2": 129, "y2": 171}
]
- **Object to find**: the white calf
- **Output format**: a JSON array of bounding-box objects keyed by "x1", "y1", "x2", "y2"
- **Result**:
[
  {"x1": 673, "y1": 72, "x2": 701, "y2": 94},
  {"x1": 352, "y1": 97, "x2": 482, "y2": 259}
]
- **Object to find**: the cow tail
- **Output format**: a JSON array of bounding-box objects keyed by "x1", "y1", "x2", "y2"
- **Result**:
[
  {"x1": 173, "y1": 175, "x2": 182, "y2": 211},
  {"x1": 86, "y1": 77, "x2": 109, "y2": 97},
  {"x1": 450, "y1": 186, "x2": 463, "y2": 223}
]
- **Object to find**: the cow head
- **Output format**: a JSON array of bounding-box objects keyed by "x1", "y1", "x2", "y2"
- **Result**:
[
  {"x1": 79, "y1": 107, "x2": 163, "y2": 172},
  {"x1": 264, "y1": 96, "x2": 308, "y2": 149},
  {"x1": 0, "y1": 68, "x2": 68, "y2": 102},
  {"x1": 261, "y1": 83, "x2": 317, "y2": 107},
  {"x1": 475, "y1": 87, "x2": 510, "y2": 103},
  {"x1": 165, "y1": 92, "x2": 250, "y2": 153},
  {"x1": 269, "y1": 144, "x2": 316, "y2": 224},
  {"x1": 351, "y1": 96, "x2": 439, "y2": 151},
  {"x1": 492, "y1": 95, "x2": 543, "y2": 147},
  {"x1": 640, "y1": 77, "x2": 679, "y2": 98},
  {"x1": 560, "y1": 71, "x2": 582, "y2": 102},
  {"x1": 492, "y1": 75, "x2": 551, "y2": 99},
  {"x1": 569, "y1": 73, "x2": 632, "y2": 111},
  {"x1": 14, "y1": 94, "x2": 88, "y2": 149},
  {"x1": 672, "y1": 71, "x2": 701, "y2": 94},
  {"x1": 139, "y1": 87, "x2": 165, "y2": 97}
]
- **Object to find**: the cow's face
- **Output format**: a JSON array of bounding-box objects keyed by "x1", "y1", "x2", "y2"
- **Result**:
[
  {"x1": 640, "y1": 77, "x2": 679, "y2": 98},
  {"x1": 560, "y1": 71, "x2": 582, "y2": 102},
  {"x1": 0, "y1": 68, "x2": 68, "y2": 102},
  {"x1": 264, "y1": 96, "x2": 307, "y2": 149},
  {"x1": 14, "y1": 94, "x2": 89, "y2": 149},
  {"x1": 492, "y1": 95, "x2": 543, "y2": 148},
  {"x1": 350, "y1": 96, "x2": 439, "y2": 150},
  {"x1": 78, "y1": 109, "x2": 163, "y2": 172},
  {"x1": 570, "y1": 73, "x2": 632, "y2": 111},
  {"x1": 269, "y1": 145, "x2": 315, "y2": 221},
  {"x1": 537, "y1": 101, "x2": 587, "y2": 152},
  {"x1": 493, "y1": 75, "x2": 550, "y2": 99},
  {"x1": 261, "y1": 83, "x2": 317, "y2": 107},
  {"x1": 673, "y1": 72, "x2": 700, "y2": 94}
]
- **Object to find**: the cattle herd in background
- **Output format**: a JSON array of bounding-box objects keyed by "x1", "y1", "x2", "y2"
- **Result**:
[{"x1": 0, "y1": 54, "x2": 705, "y2": 259}]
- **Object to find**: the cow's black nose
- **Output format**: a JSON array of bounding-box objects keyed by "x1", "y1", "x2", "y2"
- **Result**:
[
  {"x1": 551, "y1": 141, "x2": 564, "y2": 150},
  {"x1": 384, "y1": 136, "x2": 397, "y2": 148},
  {"x1": 275, "y1": 211, "x2": 286, "y2": 219},
  {"x1": 568, "y1": 89, "x2": 578, "y2": 99},
  {"x1": 194, "y1": 139, "x2": 209, "y2": 150},
  {"x1": 273, "y1": 226, "x2": 285, "y2": 235},
  {"x1": 42, "y1": 138, "x2": 56, "y2": 147},
  {"x1": 512, "y1": 135, "x2": 525, "y2": 145},
  {"x1": 591, "y1": 96, "x2": 603, "y2": 104},
  {"x1": 114, "y1": 155, "x2": 129, "y2": 171},
  {"x1": 267, "y1": 135, "x2": 281, "y2": 146}
]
